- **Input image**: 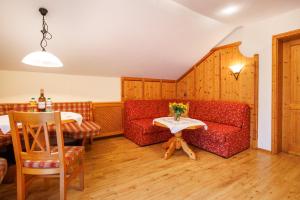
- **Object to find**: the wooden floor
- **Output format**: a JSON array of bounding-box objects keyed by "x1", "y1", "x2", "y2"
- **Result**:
[{"x1": 1, "y1": 136, "x2": 300, "y2": 200}]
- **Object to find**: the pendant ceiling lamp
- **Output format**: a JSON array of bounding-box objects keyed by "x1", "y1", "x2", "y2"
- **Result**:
[{"x1": 22, "y1": 8, "x2": 63, "y2": 68}]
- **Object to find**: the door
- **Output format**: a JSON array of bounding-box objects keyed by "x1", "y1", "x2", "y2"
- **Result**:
[{"x1": 282, "y1": 38, "x2": 300, "y2": 155}]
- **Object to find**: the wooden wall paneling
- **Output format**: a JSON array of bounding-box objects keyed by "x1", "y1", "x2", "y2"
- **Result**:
[
  {"x1": 143, "y1": 80, "x2": 162, "y2": 100},
  {"x1": 162, "y1": 81, "x2": 176, "y2": 99},
  {"x1": 195, "y1": 52, "x2": 220, "y2": 100},
  {"x1": 92, "y1": 102, "x2": 124, "y2": 138},
  {"x1": 195, "y1": 61, "x2": 205, "y2": 99},
  {"x1": 220, "y1": 47, "x2": 255, "y2": 104},
  {"x1": 122, "y1": 78, "x2": 143, "y2": 101},
  {"x1": 177, "y1": 70, "x2": 195, "y2": 99},
  {"x1": 122, "y1": 77, "x2": 177, "y2": 100},
  {"x1": 202, "y1": 51, "x2": 220, "y2": 100}
]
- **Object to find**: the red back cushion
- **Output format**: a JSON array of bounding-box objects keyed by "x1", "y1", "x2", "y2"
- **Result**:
[
  {"x1": 189, "y1": 100, "x2": 249, "y2": 128},
  {"x1": 124, "y1": 100, "x2": 171, "y2": 121}
]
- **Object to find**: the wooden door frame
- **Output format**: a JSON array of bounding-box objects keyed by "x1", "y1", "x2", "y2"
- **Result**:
[{"x1": 272, "y1": 29, "x2": 300, "y2": 153}]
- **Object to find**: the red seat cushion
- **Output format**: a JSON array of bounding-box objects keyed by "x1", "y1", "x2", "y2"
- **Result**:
[
  {"x1": 202, "y1": 121, "x2": 241, "y2": 143},
  {"x1": 22, "y1": 146, "x2": 84, "y2": 169},
  {"x1": 130, "y1": 118, "x2": 168, "y2": 134},
  {"x1": 183, "y1": 121, "x2": 241, "y2": 144}
]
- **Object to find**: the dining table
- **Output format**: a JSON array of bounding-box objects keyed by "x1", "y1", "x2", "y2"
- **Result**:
[{"x1": 0, "y1": 111, "x2": 83, "y2": 150}]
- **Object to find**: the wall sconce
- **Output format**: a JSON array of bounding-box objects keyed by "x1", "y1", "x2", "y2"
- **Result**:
[{"x1": 229, "y1": 63, "x2": 244, "y2": 80}]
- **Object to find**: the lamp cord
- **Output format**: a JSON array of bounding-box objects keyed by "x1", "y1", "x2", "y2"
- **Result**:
[{"x1": 40, "y1": 15, "x2": 52, "y2": 51}]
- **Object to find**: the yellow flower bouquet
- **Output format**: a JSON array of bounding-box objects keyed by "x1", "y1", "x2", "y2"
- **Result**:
[{"x1": 169, "y1": 102, "x2": 188, "y2": 121}]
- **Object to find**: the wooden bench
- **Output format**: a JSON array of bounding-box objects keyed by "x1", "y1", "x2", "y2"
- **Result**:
[{"x1": 0, "y1": 102, "x2": 101, "y2": 146}]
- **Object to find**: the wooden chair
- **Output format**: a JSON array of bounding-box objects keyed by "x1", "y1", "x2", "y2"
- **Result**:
[
  {"x1": 0, "y1": 157, "x2": 7, "y2": 184},
  {"x1": 9, "y1": 111, "x2": 84, "y2": 200}
]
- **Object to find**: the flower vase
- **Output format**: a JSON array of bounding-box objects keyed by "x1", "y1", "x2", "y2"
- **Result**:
[{"x1": 174, "y1": 113, "x2": 181, "y2": 121}]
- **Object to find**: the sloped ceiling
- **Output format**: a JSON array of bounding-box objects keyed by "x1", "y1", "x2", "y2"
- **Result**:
[
  {"x1": 0, "y1": 0, "x2": 234, "y2": 79},
  {"x1": 174, "y1": 0, "x2": 300, "y2": 25},
  {"x1": 1, "y1": 0, "x2": 300, "y2": 79}
]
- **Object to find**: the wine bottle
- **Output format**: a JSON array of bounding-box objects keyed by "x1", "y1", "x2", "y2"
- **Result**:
[{"x1": 38, "y1": 89, "x2": 46, "y2": 112}]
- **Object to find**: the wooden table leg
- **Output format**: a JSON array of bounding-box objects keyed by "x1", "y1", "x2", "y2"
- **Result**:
[
  {"x1": 162, "y1": 131, "x2": 196, "y2": 160},
  {"x1": 181, "y1": 139, "x2": 196, "y2": 160},
  {"x1": 164, "y1": 140, "x2": 176, "y2": 159},
  {"x1": 162, "y1": 137, "x2": 175, "y2": 149}
]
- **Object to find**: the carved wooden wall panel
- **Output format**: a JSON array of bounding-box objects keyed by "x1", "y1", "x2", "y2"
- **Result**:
[{"x1": 93, "y1": 102, "x2": 124, "y2": 137}]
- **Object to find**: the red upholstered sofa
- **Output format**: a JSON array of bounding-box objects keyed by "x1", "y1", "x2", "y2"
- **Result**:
[{"x1": 124, "y1": 100, "x2": 250, "y2": 158}]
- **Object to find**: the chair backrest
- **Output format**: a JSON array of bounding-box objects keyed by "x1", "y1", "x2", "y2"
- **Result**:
[{"x1": 8, "y1": 111, "x2": 65, "y2": 170}]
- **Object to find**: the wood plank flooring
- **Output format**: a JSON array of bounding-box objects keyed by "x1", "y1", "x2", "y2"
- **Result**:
[{"x1": 1, "y1": 136, "x2": 300, "y2": 200}]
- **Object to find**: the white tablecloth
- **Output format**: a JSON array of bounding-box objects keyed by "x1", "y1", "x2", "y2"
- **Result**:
[
  {"x1": 153, "y1": 117, "x2": 207, "y2": 134},
  {"x1": 0, "y1": 112, "x2": 83, "y2": 134}
]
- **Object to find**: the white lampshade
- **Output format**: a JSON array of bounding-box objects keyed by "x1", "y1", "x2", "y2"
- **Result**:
[
  {"x1": 229, "y1": 63, "x2": 244, "y2": 73},
  {"x1": 22, "y1": 51, "x2": 63, "y2": 68}
]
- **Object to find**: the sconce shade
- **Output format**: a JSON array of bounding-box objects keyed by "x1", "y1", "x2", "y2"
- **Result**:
[
  {"x1": 229, "y1": 63, "x2": 244, "y2": 80},
  {"x1": 22, "y1": 51, "x2": 63, "y2": 68},
  {"x1": 229, "y1": 63, "x2": 244, "y2": 73}
]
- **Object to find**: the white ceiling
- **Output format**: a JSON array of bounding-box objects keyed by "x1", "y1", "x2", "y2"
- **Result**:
[
  {"x1": 174, "y1": 0, "x2": 300, "y2": 25},
  {"x1": 0, "y1": 0, "x2": 299, "y2": 79}
]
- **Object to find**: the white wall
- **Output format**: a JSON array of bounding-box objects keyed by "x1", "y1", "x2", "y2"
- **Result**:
[
  {"x1": 0, "y1": 70, "x2": 121, "y2": 103},
  {"x1": 220, "y1": 9, "x2": 300, "y2": 151}
]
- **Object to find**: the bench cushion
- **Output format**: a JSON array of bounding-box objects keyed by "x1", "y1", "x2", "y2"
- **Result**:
[
  {"x1": 200, "y1": 121, "x2": 241, "y2": 143},
  {"x1": 189, "y1": 101, "x2": 249, "y2": 128},
  {"x1": 183, "y1": 121, "x2": 247, "y2": 158},
  {"x1": 49, "y1": 121, "x2": 101, "y2": 139},
  {"x1": 53, "y1": 102, "x2": 92, "y2": 121},
  {"x1": 22, "y1": 146, "x2": 84, "y2": 169},
  {"x1": 124, "y1": 100, "x2": 170, "y2": 121},
  {"x1": 130, "y1": 118, "x2": 168, "y2": 135}
]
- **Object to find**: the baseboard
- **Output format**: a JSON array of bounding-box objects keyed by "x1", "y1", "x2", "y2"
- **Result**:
[{"x1": 256, "y1": 148, "x2": 272, "y2": 154}]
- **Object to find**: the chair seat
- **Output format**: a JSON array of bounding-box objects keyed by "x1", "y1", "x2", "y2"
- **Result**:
[
  {"x1": 22, "y1": 146, "x2": 84, "y2": 169},
  {"x1": 0, "y1": 158, "x2": 7, "y2": 184}
]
